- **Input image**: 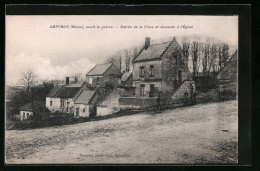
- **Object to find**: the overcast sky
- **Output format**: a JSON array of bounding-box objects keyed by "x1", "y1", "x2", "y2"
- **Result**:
[{"x1": 6, "y1": 15, "x2": 238, "y2": 85}]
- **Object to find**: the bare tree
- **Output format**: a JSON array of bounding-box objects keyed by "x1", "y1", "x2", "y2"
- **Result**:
[
  {"x1": 218, "y1": 43, "x2": 230, "y2": 72},
  {"x1": 123, "y1": 49, "x2": 133, "y2": 72},
  {"x1": 191, "y1": 41, "x2": 201, "y2": 77},
  {"x1": 209, "y1": 43, "x2": 218, "y2": 75},
  {"x1": 19, "y1": 71, "x2": 38, "y2": 112},
  {"x1": 105, "y1": 51, "x2": 122, "y2": 72},
  {"x1": 182, "y1": 42, "x2": 190, "y2": 61},
  {"x1": 74, "y1": 73, "x2": 82, "y2": 83},
  {"x1": 202, "y1": 42, "x2": 210, "y2": 76}
]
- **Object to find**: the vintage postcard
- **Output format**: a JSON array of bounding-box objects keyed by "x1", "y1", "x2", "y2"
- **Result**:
[{"x1": 5, "y1": 15, "x2": 238, "y2": 164}]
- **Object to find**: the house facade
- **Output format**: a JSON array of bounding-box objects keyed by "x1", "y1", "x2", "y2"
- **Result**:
[
  {"x1": 133, "y1": 37, "x2": 191, "y2": 98},
  {"x1": 46, "y1": 77, "x2": 92, "y2": 114},
  {"x1": 74, "y1": 90, "x2": 99, "y2": 118},
  {"x1": 86, "y1": 63, "x2": 121, "y2": 88}
]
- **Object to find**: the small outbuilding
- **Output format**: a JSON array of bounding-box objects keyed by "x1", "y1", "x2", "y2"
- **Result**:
[
  {"x1": 20, "y1": 101, "x2": 45, "y2": 121},
  {"x1": 74, "y1": 90, "x2": 99, "y2": 118}
]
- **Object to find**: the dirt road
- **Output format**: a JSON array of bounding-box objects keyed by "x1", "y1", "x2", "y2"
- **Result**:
[{"x1": 5, "y1": 100, "x2": 238, "y2": 164}]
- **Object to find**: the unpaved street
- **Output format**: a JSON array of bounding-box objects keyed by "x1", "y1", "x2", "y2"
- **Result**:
[{"x1": 5, "y1": 100, "x2": 238, "y2": 164}]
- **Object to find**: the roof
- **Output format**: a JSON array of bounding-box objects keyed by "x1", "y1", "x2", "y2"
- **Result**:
[
  {"x1": 74, "y1": 90, "x2": 96, "y2": 104},
  {"x1": 134, "y1": 41, "x2": 171, "y2": 62},
  {"x1": 65, "y1": 82, "x2": 84, "y2": 87},
  {"x1": 20, "y1": 101, "x2": 45, "y2": 112},
  {"x1": 121, "y1": 72, "x2": 132, "y2": 82},
  {"x1": 86, "y1": 63, "x2": 113, "y2": 76},
  {"x1": 46, "y1": 85, "x2": 64, "y2": 97},
  {"x1": 56, "y1": 87, "x2": 82, "y2": 98}
]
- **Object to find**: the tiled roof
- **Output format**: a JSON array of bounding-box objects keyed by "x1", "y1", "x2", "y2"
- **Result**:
[
  {"x1": 134, "y1": 41, "x2": 171, "y2": 62},
  {"x1": 86, "y1": 63, "x2": 113, "y2": 76},
  {"x1": 121, "y1": 72, "x2": 132, "y2": 82},
  {"x1": 46, "y1": 85, "x2": 64, "y2": 97},
  {"x1": 56, "y1": 87, "x2": 82, "y2": 99},
  {"x1": 20, "y1": 101, "x2": 45, "y2": 112},
  {"x1": 74, "y1": 90, "x2": 96, "y2": 104}
]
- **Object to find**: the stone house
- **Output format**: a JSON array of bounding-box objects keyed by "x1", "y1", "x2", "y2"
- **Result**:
[
  {"x1": 132, "y1": 37, "x2": 193, "y2": 99},
  {"x1": 46, "y1": 77, "x2": 92, "y2": 114},
  {"x1": 86, "y1": 63, "x2": 121, "y2": 88},
  {"x1": 74, "y1": 90, "x2": 99, "y2": 118}
]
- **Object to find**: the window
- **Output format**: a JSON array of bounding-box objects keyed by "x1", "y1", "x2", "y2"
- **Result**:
[
  {"x1": 140, "y1": 66, "x2": 144, "y2": 77},
  {"x1": 27, "y1": 113, "x2": 29, "y2": 118},
  {"x1": 140, "y1": 84, "x2": 145, "y2": 96},
  {"x1": 66, "y1": 106, "x2": 69, "y2": 113},
  {"x1": 149, "y1": 65, "x2": 154, "y2": 76},
  {"x1": 50, "y1": 100, "x2": 53, "y2": 106},
  {"x1": 97, "y1": 77, "x2": 100, "y2": 85},
  {"x1": 89, "y1": 77, "x2": 93, "y2": 84},
  {"x1": 60, "y1": 100, "x2": 64, "y2": 108},
  {"x1": 83, "y1": 108, "x2": 85, "y2": 113},
  {"x1": 23, "y1": 112, "x2": 25, "y2": 119}
]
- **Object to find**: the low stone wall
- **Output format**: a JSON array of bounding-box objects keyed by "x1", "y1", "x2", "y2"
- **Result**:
[
  {"x1": 96, "y1": 106, "x2": 119, "y2": 116},
  {"x1": 119, "y1": 97, "x2": 158, "y2": 109}
]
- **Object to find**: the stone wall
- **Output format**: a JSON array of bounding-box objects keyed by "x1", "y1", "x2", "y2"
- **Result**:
[
  {"x1": 119, "y1": 97, "x2": 158, "y2": 109},
  {"x1": 96, "y1": 106, "x2": 119, "y2": 116}
]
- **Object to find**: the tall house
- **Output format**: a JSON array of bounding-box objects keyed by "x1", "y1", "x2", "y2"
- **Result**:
[
  {"x1": 133, "y1": 37, "x2": 191, "y2": 97},
  {"x1": 85, "y1": 63, "x2": 121, "y2": 88}
]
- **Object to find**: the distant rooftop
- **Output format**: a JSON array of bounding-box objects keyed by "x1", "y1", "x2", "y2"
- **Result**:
[{"x1": 86, "y1": 63, "x2": 113, "y2": 76}]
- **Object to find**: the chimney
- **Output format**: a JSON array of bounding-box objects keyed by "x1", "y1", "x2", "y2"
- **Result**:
[
  {"x1": 144, "y1": 36, "x2": 150, "y2": 49},
  {"x1": 65, "y1": 77, "x2": 69, "y2": 85}
]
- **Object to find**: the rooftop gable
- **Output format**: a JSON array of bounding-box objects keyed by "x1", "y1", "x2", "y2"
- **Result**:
[
  {"x1": 46, "y1": 85, "x2": 64, "y2": 97},
  {"x1": 74, "y1": 90, "x2": 97, "y2": 104},
  {"x1": 133, "y1": 41, "x2": 172, "y2": 62},
  {"x1": 86, "y1": 63, "x2": 113, "y2": 76}
]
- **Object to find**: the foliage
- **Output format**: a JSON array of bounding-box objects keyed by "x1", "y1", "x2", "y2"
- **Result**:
[{"x1": 6, "y1": 72, "x2": 54, "y2": 119}]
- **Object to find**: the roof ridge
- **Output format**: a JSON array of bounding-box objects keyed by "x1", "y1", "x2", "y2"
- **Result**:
[
  {"x1": 159, "y1": 39, "x2": 174, "y2": 58},
  {"x1": 86, "y1": 64, "x2": 97, "y2": 76}
]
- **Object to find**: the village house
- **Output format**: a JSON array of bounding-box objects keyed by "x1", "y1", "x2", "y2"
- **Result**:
[
  {"x1": 74, "y1": 90, "x2": 99, "y2": 118},
  {"x1": 20, "y1": 101, "x2": 45, "y2": 121},
  {"x1": 132, "y1": 37, "x2": 194, "y2": 99},
  {"x1": 46, "y1": 77, "x2": 92, "y2": 114},
  {"x1": 85, "y1": 63, "x2": 121, "y2": 88},
  {"x1": 96, "y1": 37, "x2": 196, "y2": 114}
]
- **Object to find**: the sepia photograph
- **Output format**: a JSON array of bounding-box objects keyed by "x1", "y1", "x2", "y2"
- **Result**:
[{"x1": 5, "y1": 15, "x2": 238, "y2": 164}]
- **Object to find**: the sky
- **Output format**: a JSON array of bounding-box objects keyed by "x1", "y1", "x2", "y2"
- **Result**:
[{"x1": 6, "y1": 15, "x2": 238, "y2": 85}]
